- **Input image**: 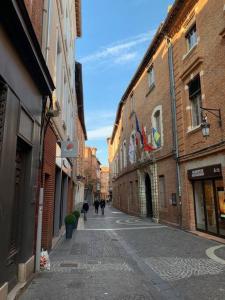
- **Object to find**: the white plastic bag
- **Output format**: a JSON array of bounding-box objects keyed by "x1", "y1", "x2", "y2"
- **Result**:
[{"x1": 40, "y1": 249, "x2": 50, "y2": 271}]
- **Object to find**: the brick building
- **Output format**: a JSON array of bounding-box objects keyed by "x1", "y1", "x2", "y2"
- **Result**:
[
  {"x1": 74, "y1": 62, "x2": 87, "y2": 209},
  {"x1": 166, "y1": 0, "x2": 225, "y2": 237},
  {"x1": 40, "y1": 0, "x2": 82, "y2": 251},
  {"x1": 84, "y1": 147, "x2": 101, "y2": 202},
  {"x1": 0, "y1": 0, "x2": 54, "y2": 297},
  {"x1": 109, "y1": 0, "x2": 225, "y2": 239},
  {"x1": 100, "y1": 166, "x2": 109, "y2": 200}
]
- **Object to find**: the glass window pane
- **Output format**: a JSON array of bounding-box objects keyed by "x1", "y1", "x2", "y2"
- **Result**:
[
  {"x1": 194, "y1": 181, "x2": 206, "y2": 230},
  {"x1": 215, "y1": 179, "x2": 225, "y2": 237},
  {"x1": 204, "y1": 180, "x2": 217, "y2": 234}
]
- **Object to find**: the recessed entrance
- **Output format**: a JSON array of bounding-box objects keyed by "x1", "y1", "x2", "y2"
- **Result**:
[{"x1": 145, "y1": 173, "x2": 153, "y2": 217}]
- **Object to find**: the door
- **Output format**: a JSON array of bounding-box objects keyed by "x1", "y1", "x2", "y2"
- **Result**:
[
  {"x1": 7, "y1": 139, "x2": 26, "y2": 289},
  {"x1": 145, "y1": 174, "x2": 153, "y2": 217},
  {"x1": 194, "y1": 181, "x2": 206, "y2": 231}
]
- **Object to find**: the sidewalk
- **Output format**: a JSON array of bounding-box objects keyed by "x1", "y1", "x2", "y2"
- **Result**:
[{"x1": 20, "y1": 205, "x2": 225, "y2": 300}]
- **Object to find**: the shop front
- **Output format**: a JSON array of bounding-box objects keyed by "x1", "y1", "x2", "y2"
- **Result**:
[{"x1": 188, "y1": 164, "x2": 225, "y2": 238}]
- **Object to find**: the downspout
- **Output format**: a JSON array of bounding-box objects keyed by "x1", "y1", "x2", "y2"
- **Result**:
[
  {"x1": 35, "y1": 0, "x2": 52, "y2": 271},
  {"x1": 44, "y1": 0, "x2": 52, "y2": 62},
  {"x1": 167, "y1": 39, "x2": 182, "y2": 227}
]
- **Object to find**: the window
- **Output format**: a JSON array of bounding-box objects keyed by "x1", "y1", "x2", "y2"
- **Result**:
[
  {"x1": 123, "y1": 140, "x2": 127, "y2": 168},
  {"x1": 186, "y1": 24, "x2": 197, "y2": 51},
  {"x1": 148, "y1": 66, "x2": 155, "y2": 88},
  {"x1": 159, "y1": 176, "x2": 167, "y2": 208},
  {"x1": 188, "y1": 75, "x2": 202, "y2": 127},
  {"x1": 152, "y1": 106, "x2": 163, "y2": 148},
  {"x1": 128, "y1": 132, "x2": 136, "y2": 164},
  {"x1": 130, "y1": 94, "x2": 135, "y2": 114},
  {"x1": 56, "y1": 36, "x2": 62, "y2": 104},
  {"x1": 120, "y1": 145, "x2": 123, "y2": 171}
]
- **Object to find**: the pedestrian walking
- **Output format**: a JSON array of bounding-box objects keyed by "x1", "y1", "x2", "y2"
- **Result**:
[
  {"x1": 82, "y1": 201, "x2": 89, "y2": 221},
  {"x1": 94, "y1": 199, "x2": 99, "y2": 214},
  {"x1": 100, "y1": 199, "x2": 106, "y2": 215}
]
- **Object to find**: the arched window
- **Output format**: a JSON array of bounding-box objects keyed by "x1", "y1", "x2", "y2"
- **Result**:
[
  {"x1": 128, "y1": 131, "x2": 136, "y2": 164},
  {"x1": 152, "y1": 105, "x2": 163, "y2": 148}
]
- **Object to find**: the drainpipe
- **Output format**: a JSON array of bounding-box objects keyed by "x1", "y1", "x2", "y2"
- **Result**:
[
  {"x1": 35, "y1": 0, "x2": 53, "y2": 272},
  {"x1": 44, "y1": 0, "x2": 52, "y2": 62},
  {"x1": 167, "y1": 39, "x2": 182, "y2": 227}
]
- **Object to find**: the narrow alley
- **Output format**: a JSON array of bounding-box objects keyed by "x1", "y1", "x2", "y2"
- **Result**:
[{"x1": 20, "y1": 204, "x2": 225, "y2": 300}]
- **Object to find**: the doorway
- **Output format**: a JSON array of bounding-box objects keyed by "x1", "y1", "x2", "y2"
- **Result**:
[
  {"x1": 7, "y1": 138, "x2": 30, "y2": 289},
  {"x1": 193, "y1": 179, "x2": 225, "y2": 237},
  {"x1": 145, "y1": 173, "x2": 153, "y2": 217}
]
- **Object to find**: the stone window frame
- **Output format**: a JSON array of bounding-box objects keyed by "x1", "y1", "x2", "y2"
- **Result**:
[
  {"x1": 185, "y1": 72, "x2": 204, "y2": 133},
  {"x1": 151, "y1": 105, "x2": 164, "y2": 149},
  {"x1": 147, "y1": 65, "x2": 155, "y2": 89}
]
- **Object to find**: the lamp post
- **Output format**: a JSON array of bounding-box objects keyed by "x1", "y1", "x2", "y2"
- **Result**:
[{"x1": 200, "y1": 107, "x2": 222, "y2": 138}]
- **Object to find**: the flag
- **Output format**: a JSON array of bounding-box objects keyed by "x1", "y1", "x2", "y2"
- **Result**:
[
  {"x1": 152, "y1": 128, "x2": 161, "y2": 147},
  {"x1": 135, "y1": 114, "x2": 143, "y2": 145},
  {"x1": 142, "y1": 126, "x2": 155, "y2": 152}
]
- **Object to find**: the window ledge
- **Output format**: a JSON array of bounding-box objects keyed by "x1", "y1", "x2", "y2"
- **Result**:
[
  {"x1": 146, "y1": 83, "x2": 155, "y2": 97},
  {"x1": 187, "y1": 124, "x2": 201, "y2": 134},
  {"x1": 182, "y1": 43, "x2": 198, "y2": 61}
]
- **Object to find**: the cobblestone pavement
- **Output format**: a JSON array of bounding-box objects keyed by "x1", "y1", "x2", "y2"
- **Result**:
[{"x1": 20, "y1": 205, "x2": 225, "y2": 300}]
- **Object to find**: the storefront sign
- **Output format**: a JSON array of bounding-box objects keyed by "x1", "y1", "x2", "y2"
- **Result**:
[
  {"x1": 188, "y1": 164, "x2": 222, "y2": 180},
  {"x1": 61, "y1": 141, "x2": 77, "y2": 158}
]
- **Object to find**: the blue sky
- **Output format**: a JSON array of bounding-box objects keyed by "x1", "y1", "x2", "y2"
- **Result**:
[{"x1": 77, "y1": 0, "x2": 174, "y2": 165}]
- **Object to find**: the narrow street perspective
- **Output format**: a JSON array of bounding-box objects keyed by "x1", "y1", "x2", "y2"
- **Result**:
[
  {"x1": 20, "y1": 205, "x2": 225, "y2": 300},
  {"x1": 1, "y1": 0, "x2": 225, "y2": 299}
]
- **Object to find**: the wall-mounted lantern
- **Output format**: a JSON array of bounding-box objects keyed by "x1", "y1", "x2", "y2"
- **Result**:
[{"x1": 200, "y1": 107, "x2": 222, "y2": 138}]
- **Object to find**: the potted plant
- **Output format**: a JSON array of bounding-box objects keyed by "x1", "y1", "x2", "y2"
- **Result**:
[
  {"x1": 72, "y1": 210, "x2": 80, "y2": 229},
  {"x1": 65, "y1": 214, "x2": 76, "y2": 239}
]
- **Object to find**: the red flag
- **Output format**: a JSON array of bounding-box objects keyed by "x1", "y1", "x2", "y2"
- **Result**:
[{"x1": 142, "y1": 126, "x2": 155, "y2": 152}]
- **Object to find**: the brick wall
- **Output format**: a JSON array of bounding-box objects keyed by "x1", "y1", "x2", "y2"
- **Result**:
[
  {"x1": 24, "y1": 0, "x2": 44, "y2": 45},
  {"x1": 41, "y1": 124, "x2": 57, "y2": 250},
  {"x1": 110, "y1": 32, "x2": 178, "y2": 223}
]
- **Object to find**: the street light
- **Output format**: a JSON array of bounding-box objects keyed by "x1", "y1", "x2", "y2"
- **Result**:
[
  {"x1": 201, "y1": 115, "x2": 210, "y2": 138},
  {"x1": 200, "y1": 107, "x2": 222, "y2": 138}
]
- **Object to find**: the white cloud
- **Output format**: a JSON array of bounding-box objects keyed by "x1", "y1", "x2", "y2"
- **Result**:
[
  {"x1": 86, "y1": 111, "x2": 115, "y2": 122},
  {"x1": 80, "y1": 30, "x2": 155, "y2": 66},
  {"x1": 87, "y1": 126, "x2": 113, "y2": 140},
  {"x1": 114, "y1": 52, "x2": 138, "y2": 64}
]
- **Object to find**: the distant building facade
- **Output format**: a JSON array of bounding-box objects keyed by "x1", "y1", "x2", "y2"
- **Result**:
[
  {"x1": 84, "y1": 147, "x2": 101, "y2": 202},
  {"x1": 100, "y1": 166, "x2": 109, "y2": 200}
]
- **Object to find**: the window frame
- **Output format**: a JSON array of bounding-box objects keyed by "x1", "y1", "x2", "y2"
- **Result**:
[
  {"x1": 185, "y1": 23, "x2": 197, "y2": 52},
  {"x1": 151, "y1": 105, "x2": 163, "y2": 148},
  {"x1": 148, "y1": 65, "x2": 155, "y2": 88},
  {"x1": 188, "y1": 75, "x2": 202, "y2": 128}
]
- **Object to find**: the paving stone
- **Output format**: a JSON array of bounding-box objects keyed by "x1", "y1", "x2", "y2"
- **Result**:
[{"x1": 20, "y1": 205, "x2": 225, "y2": 300}]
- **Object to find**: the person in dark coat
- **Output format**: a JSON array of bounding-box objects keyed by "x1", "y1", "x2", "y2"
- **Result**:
[
  {"x1": 82, "y1": 202, "x2": 89, "y2": 220},
  {"x1": 100, "y1": 199, "x2": 106, "y2": 215},
  {"x1": 94, "y1": 199, "x2": 99, "y2": 214}
]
